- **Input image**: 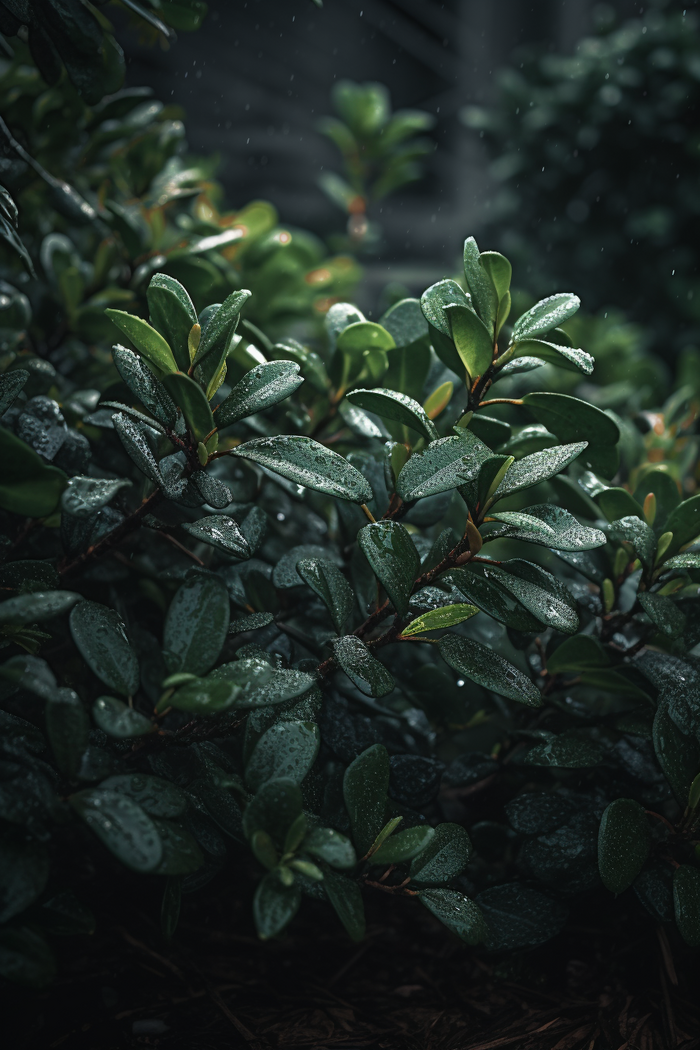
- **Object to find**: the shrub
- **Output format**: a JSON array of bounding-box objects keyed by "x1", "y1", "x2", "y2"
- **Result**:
[
  {"x1": 2, "y1": 231, "x2": 700, "y2": 986},
  {"x1": 462, "y1": 0, "x2": 700, "y2": 346}
]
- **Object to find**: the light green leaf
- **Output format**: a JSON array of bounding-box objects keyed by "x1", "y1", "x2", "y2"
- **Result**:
[
  {"x1": 371, "y1": 825, "x2": 434, "y2": 865},
  {"x1": 105, "y1": 309, "x2": 178, "y2": 374},
  {"x1": 401, "y1": 603, "x2": 479, "y2": 637},
  {"x1": 162, "y1": 371, "x2": 215, "y2": 442},
  {"x1": 445, "y1": 303, "x2": 493, "y2": 379},
  {"x1": 439, "y1": 634, "x2": 542, "y2": 707},
  {"x1": 70, "y1": 601, "x2": 140, "y2": 697},
  {"x1": 231, "y1": 435, "x2": 373, "y2": 504},
  {"x1": 336, "y1": 320, "x2": 396, "y2": 354}
]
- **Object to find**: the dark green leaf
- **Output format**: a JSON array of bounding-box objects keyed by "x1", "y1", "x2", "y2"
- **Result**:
[
  {"x1": 70, "y1": 600, "x2": 140, "y2": 697},
  {"x1": 46, "y1": 687, "x2": 89, "y2": 778},
  {"x1": 161, "y1": 876, "x2": 182, "y2": 941},
  {"x1": 245, "y1": 720, "x2": 320, "y2": 791},
  {"x1": 61, "y1": 475, "x2": 131, "y2": 520},
  {"x1": 522, "y1": 392, "x2": 619, "y2": 447},
  {"x1": 653, "y1": 698, "x2": 700, "y2": 804},
  {"x1": 343, "y1": 743, "x2": 390, "y2": 856},
  {"x1": 112, "y1": 346, "x2": 178, "y2": 426},
  {"x1": 323, "y1": 870, "x2": 365, "y2": 942},
  {"x1": 345, "y1": 388, "x2": 437, "y2": 442},
  {"x1": 371, "y1": 825, "x2": 434, "y2": 864},
  {"x1": 192, "y1": 289, "x2": 251, "y2": 367},
  {"x1": 147, "y1": 273, "x2": 197, "y2": 373},
  {"x1": 334, "y1": 635, "x2": 395, "y2": 698},
  {"x1": 445, "y1": 565, "x2": 543, "y2": 632},
  {"x1": 409, "y1": 823, "x2": 472, "y2": 884},
  {"x1": 439, "y1": 634, "x2": 541, "y2": 707},
  {"x1": 475, "y1": 883, "x2": 568, "y2": 951},
  {"x1": 181, "y1": 515, "x2": 251, "y2": 558},
  {"x1": 297, "y1": 558, "x2": 354, "y2": 634},
  {"x1": 396, "y1": 430, "x2": 491, "y2": 502},
  {"x1": 0, "y1": 369, "x2": 28, "y2": 415},
  {"x1": 638, "y1": 591, "x2": 686, "y2": 638},
  {"x1": 70, "y1": 789, "x2": 162, "y2": 872},
  {"x1": 463, "y1": 236, "x2": 498, "y2": 332},
  {"x1": 0, "y1": 428, "x2": 67, "y2": 518},
  {"x1": 112, "y1": 412, "x2": 164, "y2": 488},
  {"x1": 243, "y1": 777, "x2": 303, "y2": 847},
  {"x1": 595, "y1": 487, "x2": 644, "y2": 523},
  {"x1": 357, "y1": 520, "x2": 419, "y2": 618},
  {"x1": 0, "y1": 928, "x2": 55, "y2": 987},
  {"x1": 0, "y1": 590, "x2": 81, "y2": 625},
  {"x1": 304, "y1": 827, "x2": 356, "y2": 870},
  {"x1": 0, "y1": 835, "x2": 49, "y2": 923},
  {"x1": 163, "y1": 574, "x2": 230, "y2": 676},
  {"x1": 664, "y1": 495, "x2": 700, "y2": 555},
  {"x1": 598, "y1": 798, "x2": 651, "y2": 894},
  {"x1": 674, "y1": 865, "x2": 700, "y2": 947},
  {"x1": 162, "y1": 372, "x2": 215, "y2": 442},
  {"x1": 215, "y1": 361, "x2": 303, "y2": 429},
  {"x1": 231, "y1": 436, "x2": 373, "y2": 504},
  {"x1": 254, "y1": 870, "x2": 301, "y2": 940},
  {"x1": 487, "y1": 504, "x2": 605, "y2": 552},
  {"x1": 419, "y1": 888, "x2": 487, "y2": 945},
  {"x1": 547, "y1": 636, "x2": 610, "y2": 674},
  {"x1": 493, "y1": 442, "x2": 588, "y2": 499},
  {"x1": 609, "y1": 515, "x2": 657, "y2": 571},
  {"x1": 100, "y1": 775, "x2": 187, "y2": 819},
  {"x1": 380, "y1": 297, "x2": 428, "y2": 347},
  {"x1": 445, "y1": 303, "x2": 493, "y2": 379},
  {"x1": 92, "y1": 696, "x2": 153, "y2": 739},
  {"x1": 526, "y1": 735, "x2": 603, "y2": 768},
  {"x1": 486, "y1": 560, "x2": 579, "y2": 634},
  {"x1": 209, "y1": 659, "x2": 315, "y2": 710}
]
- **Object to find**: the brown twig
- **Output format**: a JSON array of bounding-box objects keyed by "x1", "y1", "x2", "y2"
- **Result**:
[{"x1": 59, "y1": 488, "x2": 162, "y2": 576}]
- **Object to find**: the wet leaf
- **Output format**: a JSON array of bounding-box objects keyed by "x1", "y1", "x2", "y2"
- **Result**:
[
  {"x1": 146, "y1": 273, "x2": 197, "y2": 373},
  {"x1": 493, "y1": 442, "x2": 588, "y2": 499},
  {"x1": 522, "y1": 392, "x2": 619, "y2": 447},
  {"x1": 163, "y1": 574, "x2": 230, "y2": 676},
  {"x1": 304, "y1": 827, "x2": 356, "y2": 870},
  {"x1": 46, "y1": 687, "x2": 89, "y2": 778},
  {"x1": 231, "y1": 436, "x2": 373, "y2": 504},
  {"x1": 638, "y1": 591, "x2": 686, "y2": 638},
  {"x1": 0, "y1": 428, "x2": 67, "y2": 518},
  {"x1": 396, "y1": 430, "x2": 491, "y2": 502},
  {"x1": 61, "y1": 475, "x2": 131, "y2": 520},
  {"x1": 0, "y1": 590, "x2": 81, "y2": 625},
  {"x1": 192, "y1": 289, "x2": 251, "y2": 368},
  {"x1": 245, "y1": 720, "x2": 320, "y2": 791},
  {"x1": 445, "y1": 303, "x2": 493, "y2": 379},
  {"x1": 419, "y1": 888, "x2": 487, "y2": 945},
  {"x1": 486, "y1": 560, "x2": 579, "y2": 635},
  {"x1": 112, "y1": 346, "x2": 178, "y2": 426},
  {"x1": 70, "y1": 601, "x2": 140, "y2": 697},
  {"x1": 297, "y1": 558, "x2": 354, "y2": 634},
  {"x1": 0, "y1": 370, "x2": 29, "y2": 416},
  {"x1": 112, "y1": 412, "x2": 163, "y2": 487},
  {"x1": 674, "y1": 865, "x2": 700, "y2": 947},
  {"x1": 401, "y1": 603, "x2": 479, "y2": 637},
  {"x1": 323, "y1": 870, "x2": 365, "y2": 942},
  {"x1": 92, "y1": 696, "x2": 153, "y2": 739},
  {"x1": 343, "y1": 743, "x2": 390, "y2": 856},
  {"x1": 105, "y1": 309, "x2": 177, "y2": 374},
  {"x1": 526, "y1": 736, "x2": 603, "y2": 768},
  {"x1": 371, "y1": 825, "x2": 434, "y2": 865},
  {"x1": 334, "y1": 636, "x2": 395, "y2": 698},
  {"x1": 463, "y1": 236, "x2": 498, "y2": 331},
  {"x1": 509, "y1": 338, "x2": 594, "y2": 375},
  {"x1": 358, "y1": 521, "x2": 419, "y2": 618},
  {"x1": 162, "y1": 371, "x2": 215, "y2": 442},
  {"x1": 610, "y1": 515, "x2": 657, "y2": 571},
  {"x1": 346, "y1": 388, "x2": 437, "y2": 442},
  {"x1": 254, "y1": 870, "x2": 301, "y2": 940},
  {"x1": 652, "y1": 698, "x2": 700, "y2": 804},
  {"x1": 181, "y1": 515, "x2": 251, "y2": 558},
  {"x1": 512, "y1": 293, "x2": 580, "y2": 341},
  {"x1": 243, "y1": 777, "x2": 303, "y2": 847},
  {"x1": 410, "y1": 823, "x2": 472, "y2": 884},
  {"x1": 100, "y1": 775, "x2": 188, "y2": 819},
  {"x1": 228, "y1": 612, "x2": 275, "y2": 635},
  {"x1": 664, "y1": 495, "x2": 700, "y2": 555},
  {"x1": 598, "y1": 798, "x2": 651, "y2": 894},
  {"x1": 215, "y1": 361, "x2": 303, "y2": 428},
  {"x1": 209, "y1": 658, "x2": 315, "y2": 709},
  {"x1": 595, "y1": 486, "x2": 644, "y2": 523},
  {"x1": 475, "y1": 883, "x2": 568, "y2": 951},
  {"x1": 487, "y1": 505, "x2": 606, "y2": 552},
  {"x1": 70, "y1": 789, "x2": 163, "y2": 872},
  {"x1": 439, "y1": 634, "x2": 541, "y2": 706}
]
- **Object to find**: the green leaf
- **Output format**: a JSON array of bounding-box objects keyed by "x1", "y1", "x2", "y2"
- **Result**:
[
  {"x1": 522, "y1": 392, "x2": 619, "y2": 447},
  {"x1": 336, "y1": 320, "x2": 396, "y2": 354},
  {"x1": 609, "y1": 516, "x2": 657, "y2": 571},
  {"x1": 486, "y1": 560, "x2": 579, "y2": 635},
  {"x1": 468, "y1": 414, "x2": 511, "y2": 447},
  {"x1": 112, "y1": 412, "x2": 164, "y2": 488},
  {"x1": 162, "y1": 371, "x2": 215, "y2": 442},
  {"x1": 512, "y1": 293, "x2": 580, "y2": 341},
  {"x1": 547, "y1": 636, "x2": 610, "y2": 675},
  {"x1": 0, "y1": 590, "x2": 81, "y2": 625},
  {"x1": 439, "y1": 634, "x2": 542, "y2": 707},
  {"x1": 334, "y1": 636, "x2": 395, "y2": 698},
  {"x1": 475, "y1": 883, "x2": 568, "y2": 952},
  {"x1": 192, "y1": 289, "x2": 252, "y2": 368},
  {"x1": 252, "y1": 830, "x2": 279, "y2": 870},
  {"x1": 100, "y1": 775, "x2": 188, "y2": 819},
  {"x1": 345, "y1": 388, "x2": 438, "y2": 442},
  {"x1": 70, "y1": 601, "x2": 140, "y2": 697},
  {"x1": 445, "y1": 303, "x2": 493, "y2": 379},
  {"x1": 598, "y1": 798, "x2": 651, "y2": 894},
  {"x1": 0, "y1": 928, "x2": 55, "y2": 988},
  {"x1": 638, "y1": 592, "x2": 686, "y2": 638},
  {"x1": 0, "y1": 184, "x2": 35, "y2": 276},
  {"x1": 653, "y1": 698, "x2": 700, "y2": 804},
  {"x1": 487, "y1": 505, "x2": 606, "y2": 551},
  {"x1": 229, "y1": 612, "x2": 275, "y2": 635},
  {"x1": 380, "y1": 297, "x2": 429, "y2": 347},
  {"x1": 231, "y1": 436, "x2": 373, "y2": 504},
  {"x1": 323, "y1": 870, "x2": 365, "y2": 942},
  {"x1": 508, "y1": 338, "x2": 594, "y2": 376},
  {"x1": 463, "y1": 236, "x2": 498, "y2": 332},
  {"x1": 595, "y1": 487, "x2": 644, "y2": 523},
  {"x1": 61, "y1": 475, "x2": 132, "y2": 520},
  {"x1": 112, "y1": 346, "x2": 178, "y2": 426},
  {"x1": 396, "y1": 430, "x2": 491, "y2": 503},
  {"x1": 0, "y1": 835, "x2": 49, "y2": 924},
  {"x1": 419, "y1": 888, "x2": 487, "y2": 945},
  {"x1": 479, "y1": 251, "x2": 512, "y2": 301},
  {"x1": 46, "y1": 688, "x2": 89, "y2": 778},
  {"x1": 633, "y1": 470, "x2": 681, "y2": 528},
  {"x1": 366, "y1": 816, "x2": 403, "y2": 857},
  {"x1": 296, "y1": 558, "x2": 354, "y2": 634},
  {"x1": 146, "y1": 273, "x2": 197, "y2": 373},
  {"x1": 0, "y1": 369, "x2": 28, "y2": 416},
  {"x1": 674, "y1": 865, "x2": 700, "y2": 947},
  {"x1": 493, "y1": 442, "x2": 588, "y2": 499},
  {"x1": 662, "y1": 552, "x2": 700, "y2": 571},
  {"x1": 245, "y1": 720, "x2": 320, "y2": 791},
  {"x1": 253, "y1": 870, "x2": 301, "y2": 940},
  {"x1": 343, "y1": 743, "x2": 390, "y2": 857},
  {"x1": 92, "y1": 696, "x2": 153, "y2": 739},
  {"x1": 420, "y1": 278, "x2": 472, "y2": 337},
  {"x1": 163, "y1": 574, "x2": 230, "y2": 676},
  {"x1": 664, "y1": 495, "x2": 700, "y2": 555},
  {"x1": 105, "y1": 309, "x2": 178, "y2": 374},
  {"x1": 525, "y1": 735, "x2": 603, "y2": 768},
  {"x1": 243, "y1": 777, "x2": 303, "y2": 847},
  {"x1": 409, "y1": 823, "x2": 472, "y2": 884},
  {"x1": 181, "y1": 515, "x2": 251, "y2": 558},
  {"x1": 476, "y1": 454, "x2": 514, "y2": 510},
  {"x1": 357, "y1": 521, "x2": 420, "y2": 618},
  {"x1": 371, "y1": 825, "x2": 434, "y2": 865},
  {"x1": 210, "y1": 659, "x2": 315, "y2": 710},
  {"x1": 445, "y1": 566, "x2": 542, "y2": 632},
  {"x1": 215, "y1": 361, "x2": 303, "y2": 429},
  {"x1": 304, "y1": 827, "x2": 356, "y2": 870},
  {"x1": 0, "y1": 428, "x2": 67, "y2": 518},
  {"x1": 70, "y1": 789, "x2": 163, "y2": 872},
  {"x1": 401, "y1": 604, "x2": 479, "y2": 637}
]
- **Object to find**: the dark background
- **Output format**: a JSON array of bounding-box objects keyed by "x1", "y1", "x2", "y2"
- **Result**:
[{"x1": 127, "y1": 0, "x2": 643, "y2": 289}]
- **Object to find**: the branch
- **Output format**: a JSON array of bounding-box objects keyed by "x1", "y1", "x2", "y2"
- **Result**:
[{"x1": 59, "y1": 489, "x2": 162, "y2": 577}]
